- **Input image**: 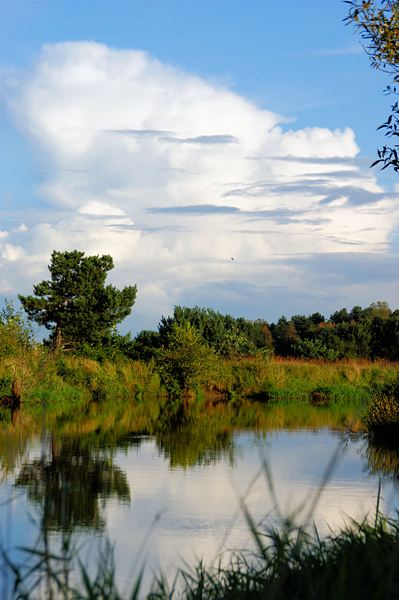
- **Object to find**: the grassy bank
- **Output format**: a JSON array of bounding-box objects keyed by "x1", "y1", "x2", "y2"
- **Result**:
[
  {"x1": 1, "y1": 353, "x2": 381, "y2": 475},
  {"x1": 227, "y1": 356, "x2": 398, "y2": 404},
  {"x1": 1, "y1": 350, "x2": 398, "y2": 423}
]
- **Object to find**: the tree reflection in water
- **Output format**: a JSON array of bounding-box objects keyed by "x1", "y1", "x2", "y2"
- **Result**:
[
  {"x1": 15, "y1": 435, "x2": 130, "y2": 532},
  {"x1": 0, "y1": 397, "x2": 238, "y2": 536},
  {"x1": 0, "y1": 406, "x2": 30, "y2": 482},
  {"x1": 366, "y1": 439, "x2": 399, "y2": 480},
  {"x1": 156, "y1": 424, "x2": 234, "y2": 468},
  {"x1": 153, "y1": 398, "x2": 235, "y2": 468}
]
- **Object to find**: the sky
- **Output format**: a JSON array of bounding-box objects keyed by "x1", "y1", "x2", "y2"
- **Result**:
[{"x1": 1, "y1": 0, "x2": 399, "y2": 334}]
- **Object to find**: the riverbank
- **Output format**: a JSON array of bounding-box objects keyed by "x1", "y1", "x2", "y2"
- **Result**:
[
  {"x1": 2, "y1": 351, "x2": 397, "y2": 410},
  {"x1": 1, "y1": 352, "x2": 398, "y2": 449}
]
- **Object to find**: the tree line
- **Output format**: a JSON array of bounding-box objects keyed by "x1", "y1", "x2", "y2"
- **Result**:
[
  {"x1": 8, "y1": 250, "x2": 399, "y2": 363},
  {"x1": 132, "y1": 301, "x2": 399, "y2": 362}
]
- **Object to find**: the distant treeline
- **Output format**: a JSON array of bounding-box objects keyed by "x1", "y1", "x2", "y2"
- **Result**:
[
  {"x1": 11, "y1": 250, "x2": 399, "y2": 362},
  {"x1": 126, "y1": 301, "x2": 399, "y2": 362},
  {"x1": 6, "y1": 295, "x2": 398, "y2": 362}
]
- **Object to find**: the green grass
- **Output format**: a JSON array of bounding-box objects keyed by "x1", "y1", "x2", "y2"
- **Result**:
[
  {"x1": 0, "y1": 347, "x2": 398, "y2": 444},
  {"x1": 227, "y1": 356, "x2": 397, "y2": 408},
  {"x1": 177, "y1": 518, "x2": 399, "y2": 599},
  {"x1": 0, "y1": 341, "x2": 397, "y2": 412}
]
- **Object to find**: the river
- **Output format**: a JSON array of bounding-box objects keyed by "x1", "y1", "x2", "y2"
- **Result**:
[{"x1": 0, "y1": 404, "x2": 398, "y2": 596}]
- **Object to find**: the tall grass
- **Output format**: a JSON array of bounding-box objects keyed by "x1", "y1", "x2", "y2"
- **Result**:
[
  {"x1": 1, "y1": 339, "x2": 397, "y2": 414},
  {"x1": 0, "y1": 350, "x2": 164, "y2": 410},
  {"x1": 3, "y1": 495, "x2": 399, "y2": 598},
  {"x1": 227, "y1": 356, "x2": 398, "y2": 410},
  {"x1": 176, "y1": 517, "x2": 399, "y2": 599}
]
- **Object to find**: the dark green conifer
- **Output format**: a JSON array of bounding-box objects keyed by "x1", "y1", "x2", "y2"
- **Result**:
[{"x1": 19, "y1": 250, "x2": 137, "y2": 350}]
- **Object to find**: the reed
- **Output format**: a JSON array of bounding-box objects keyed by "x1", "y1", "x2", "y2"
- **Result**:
[
  {"x1": 0, "y1": 345, "x2": 397, "y2": 432},
  {"x1": 3, "y1": 494, "x2": 399, "y2": 598}
]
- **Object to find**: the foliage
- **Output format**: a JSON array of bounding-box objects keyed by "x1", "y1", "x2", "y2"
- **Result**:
[
  {"x1": 78, "y1": 331, "x2": 138, "y2": 361},
  {"x1": 159, "y1": 305, "x2": 272, "y2": 358},
  {"x1": 132, "y1": 300, "x2": 399, "y2": 362},
  {"x1": 269, "y1": 301, "x2": 399, "y2": 360},
  {"x1": 345, "y1": 0, "x2": 399, "y2": 171},
  {"x1": 0, "y1": 300, "x2": 35, "y2": 359},
  {"x1": 366, "y1": 376, "x2": 399, "y2": 441},
  {"x1": 4, "y1": 499, "x2": 399, "y2": 598},
  {"x1": 19, "y1": 250, "x2": 137, "y2": 350},
  {"x1": 0, "y1": 300, "x2": 39, "y2": 396},
  {"x1": 132, "y1": 329, "x2": 162, "y2": 361},
  {"x1": 292, "y1": 337, "x2": 340, "y2": 361},
  {"x1": 155, "y1": 322, "x2": 223, "y2": 397}
]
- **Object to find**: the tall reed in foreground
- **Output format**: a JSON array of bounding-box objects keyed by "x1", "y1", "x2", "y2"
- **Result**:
[
  {"x1": 2, "y1": 462, "x2": 399, "y2": 599},
  {"x1": 3, "y1": 511, "x2": 399, "y2": 599}
]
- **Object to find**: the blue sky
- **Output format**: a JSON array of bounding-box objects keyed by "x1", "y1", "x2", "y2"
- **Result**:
[{"x1": 1, "y1": 1, "x2": 399, "y2": 333}]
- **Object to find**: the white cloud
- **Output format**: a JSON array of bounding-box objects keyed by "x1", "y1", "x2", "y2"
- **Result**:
[
  {"x1": 13, "y1": 223, "x2": 28, "y2": 233},
  {"x1": 78, "y1": 200, "x2": 127, "y2": 216},
  {"x1": 0, "y1": 243, "x2": 25, "y2": 262},
  {"x1": 3, "y1": 42, "x2": 399, "y2": 330}
]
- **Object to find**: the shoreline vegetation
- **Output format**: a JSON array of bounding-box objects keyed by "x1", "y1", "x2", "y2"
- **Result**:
[
  {"x1": 1, "y1": 333, "x2": 398, "y2": 429},
  {"x1": 2, "y1": 250, "x2": 398, "y2": 440},
  {"x1": 2, "y1": 251, "x2": 399, "y2": 597},
  {"x1": 5, "y1": 515, "x2": 399, "y2": 599},
  {"x1": 2, "y1": 291, "x2": 399, "y2": 438}
]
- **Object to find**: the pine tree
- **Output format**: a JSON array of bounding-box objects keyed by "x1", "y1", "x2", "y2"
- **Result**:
[{"x1": 19, "y1": 250, "x2": 137, "y2": 350}]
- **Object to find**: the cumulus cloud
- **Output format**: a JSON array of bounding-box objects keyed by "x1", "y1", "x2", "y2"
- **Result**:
[{"x1": 3, "y1": 41, "x2": 399, "y2": 330}]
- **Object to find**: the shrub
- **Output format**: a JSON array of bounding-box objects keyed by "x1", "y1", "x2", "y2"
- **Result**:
[
  {"x1": 0, "y1": 301, "x2": 35, "y2": 359},
  {"x1": 155, "y1": 323, "x2": 223, "y2": 398},
  {"x1": 366, "y1": 378, "x2": 399, "y2": 443}
]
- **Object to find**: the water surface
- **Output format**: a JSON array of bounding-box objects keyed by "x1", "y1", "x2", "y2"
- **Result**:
[{"x1": 0, "y1": 404, "x2": 398, "y2": 594}]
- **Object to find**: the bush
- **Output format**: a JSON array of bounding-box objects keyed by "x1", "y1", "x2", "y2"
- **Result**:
[
  {"x1": 0, "y1": 301, "x2": 35, "y2": 359},
  {"x1": 155, "y1": 322, "x2": 223, "y2": 398},
  {"x1": 366, "y1": 378, "x2": 399, "y2": 443}
]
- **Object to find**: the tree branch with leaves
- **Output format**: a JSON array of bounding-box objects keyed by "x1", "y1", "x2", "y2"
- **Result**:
[{"x1": 345, "y1": 0, "x2": 399, "y2": 171}]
